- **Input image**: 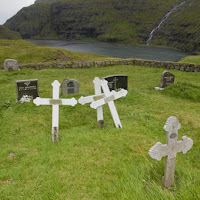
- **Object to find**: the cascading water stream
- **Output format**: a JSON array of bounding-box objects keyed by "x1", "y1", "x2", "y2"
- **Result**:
[{"x1": 146, "y1": 1, "x2": 187, "y2": 45}]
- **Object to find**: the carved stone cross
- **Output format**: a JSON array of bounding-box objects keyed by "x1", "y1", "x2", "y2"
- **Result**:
[
  {"x1": 33, "y1": 80, "x2": 77, "y2": 142},
  {"x1": 149, "y1": 116, "x2": 193, "y2": 188},
  {"x1": 78, "y1": 77, "x2": 127, "y2": 128}
]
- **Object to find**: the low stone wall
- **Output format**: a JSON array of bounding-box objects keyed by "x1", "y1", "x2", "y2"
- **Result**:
[{"x1": 1, "y1": 59, "x2": 200, "y2": 72}]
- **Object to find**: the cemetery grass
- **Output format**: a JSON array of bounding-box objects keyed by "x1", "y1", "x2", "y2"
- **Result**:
[{"x1": 0, "y1": 65, "x2": 200, "y2": 200}]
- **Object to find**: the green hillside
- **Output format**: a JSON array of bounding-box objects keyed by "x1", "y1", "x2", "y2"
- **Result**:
[
  {"x1": 0, "y1": 25, "x2": 21, "y2": 40},
  {"x1": 151, "y1": 0, "x2": 200, "y2": 52},
  {"x1": 4, "y1": 1, "x2": 180, "y2": 44},
  {"x1": 0, "y1": 39, "x2": 113, "y2": 67},
  {"x1": 4, "y1": 0, "x2": 200, "y2": 52},
  {"x1": 0, "y1": 65, "x2": 199, "y2": 199}
]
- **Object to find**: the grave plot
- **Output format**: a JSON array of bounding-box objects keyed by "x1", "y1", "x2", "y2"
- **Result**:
[
  {"x1": 61, "y1": 78, "x2": 79, "y2": 95},
  {"x1": 149, "y1": 116, "x2": 193, "y2": 188},
  {"x1": 16, "y1": 79, "x2": 39, "y2": 102},
  {"x1": 102, "y1": 74, "x2": 128, "y2": 91},
  {"x1": 78, "y1": 77, "x2": 128, "y2": 128},
  {"x1": 33, "y1": 80, "x2": 77, "y2": 142}
]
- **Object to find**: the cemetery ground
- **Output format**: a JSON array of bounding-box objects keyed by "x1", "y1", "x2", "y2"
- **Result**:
[{"x1": 0, "y1": 65, "x2": 200, "y2": 199}]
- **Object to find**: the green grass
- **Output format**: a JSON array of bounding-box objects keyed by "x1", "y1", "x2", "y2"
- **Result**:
[
  {"x1": 0, "y1": 65, "x2": 200, "y2": 199},
  {"x1": 0, "y1": 39, "x2": 114, "y2": 67},
  {"x1": 179, "y1": 55, "x2": 200, "y2": 65}
]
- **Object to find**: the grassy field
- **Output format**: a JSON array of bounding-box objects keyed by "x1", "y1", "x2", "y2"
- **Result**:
[
  {"x1": 180, "y1": 55, "x2": 200, "y2": 65},
  {"x1": 0, "y1": 39, "x2": 113, "y2": 67},
  {"x1": 0, "y1": 64, "x2": 199, "y2": 199}
]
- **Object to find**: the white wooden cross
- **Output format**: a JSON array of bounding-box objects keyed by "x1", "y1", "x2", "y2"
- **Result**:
[
  {"x1": 78, "y1": 77, "x2": 127, "y2": 128},
  {"x1": 149, "y1": 116, "x2": 193, "y2": 188},
  {"x1": 33, "y1": 80, "x2": 77, "y2": 142}
]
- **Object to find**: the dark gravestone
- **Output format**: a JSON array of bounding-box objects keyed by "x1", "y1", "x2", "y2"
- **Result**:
[
  {"x1": 160, "y1": 71, "x2": 175, "y2": 88},
  {"x1": 16, "y1": 79, "x2": 39, "y2": 101},
  {"x1": 61, "y1": 79, "x2": 79, "y2": 95},
  {"x1": 102, "y1": 75, "x2": 128, "y2": 91}
]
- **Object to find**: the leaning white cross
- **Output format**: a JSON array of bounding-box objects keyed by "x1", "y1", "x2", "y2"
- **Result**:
[
  {"x1": 149, "y1": 116, "x2": 193, "y2": 188},
  {"x1": 78, "y1": 77, "x2": 127, "y2": 128},
  {"x1": 33, "y1": 80, "x2": 77, "y2": 142}
]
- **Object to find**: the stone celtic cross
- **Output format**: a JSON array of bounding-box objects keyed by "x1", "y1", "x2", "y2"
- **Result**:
[
  {"x1": 149, "y1": 116, "x2": 193, "y2": 188},
  {"x1": 33, "y1": 80, "x2": 77, "y2": 142},
  {"x1": 78, "y1": 77, "x2": 127, "y2": 128}
]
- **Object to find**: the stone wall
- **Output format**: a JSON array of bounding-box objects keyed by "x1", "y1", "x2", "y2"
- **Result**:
[{"x1": 1, "y1": 59, "x2": 200, "y2": 72}]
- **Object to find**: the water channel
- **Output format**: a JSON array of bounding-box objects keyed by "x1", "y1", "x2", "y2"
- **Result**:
[{"x1": 30, "y1": 39, "x2": 192, "y2": 62}]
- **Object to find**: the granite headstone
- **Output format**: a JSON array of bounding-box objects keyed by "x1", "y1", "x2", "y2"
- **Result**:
[
  {"x1": 160, "y1": 71, "x2": 175, "y2": 88},
  {"x1": 102, "y1": 75, "x2": 128, "y2": 91},
  {"x1": 61, "y1": 79, "x2": 79, "y2": 95},
  {"x1": 4, "y1": 59, "x2": 19, "y2": 71},
  {"x1": 16, "y1": 79, "x2": 39, "y2": 101}
]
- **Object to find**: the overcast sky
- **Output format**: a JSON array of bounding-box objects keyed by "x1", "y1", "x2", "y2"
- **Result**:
[{"x1": 0, "y1": 0, "x2": 35, "y2": 25}]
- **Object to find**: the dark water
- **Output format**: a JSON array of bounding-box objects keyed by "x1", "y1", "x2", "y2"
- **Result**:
[{"x1": 29, "y1": 39, "x2": 192, "y2": 62}]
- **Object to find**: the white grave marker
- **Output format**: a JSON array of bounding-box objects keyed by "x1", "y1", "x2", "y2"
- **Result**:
[
  {"x1": 149, "y1": 116, "x2": 193, "y2": 188},
  {"x1": 78, "y1": 77, "x2": 127, "y2": 128},
  {"x1": 33, "y1": 80, "x2": 77, "y2": 142}
]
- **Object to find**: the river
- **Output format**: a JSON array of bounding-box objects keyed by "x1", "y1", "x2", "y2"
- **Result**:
[{"x1": 29, "y1": 39, "x2": 192, "y2": 62}]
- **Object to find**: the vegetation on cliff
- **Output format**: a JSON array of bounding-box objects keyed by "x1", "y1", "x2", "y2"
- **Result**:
[
  {"x1": 4, "y1": 0, "x2": 200, "y2": 52},
  {"x1": 4, "y1": 1, "x2": 180, "y2": 43},
  {"x1": 0, "y1": 25, "x2": 21, "y2": 40}
]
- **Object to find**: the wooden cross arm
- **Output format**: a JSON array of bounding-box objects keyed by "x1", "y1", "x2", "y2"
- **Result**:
[
  {"x1": 33, "y1": 97, "x2": 77, "y2": 106},
  {"x1": 78, "y1": 94, "x2": 105, "y2": 105},
  {"x1": 90, "y1": 89, "x2": 128, "y2": 109},
  {"x1": 176, "y1": 136, "x2": 193, "y2": 154},
  {"x1": 33, "y1": 97, "x2": 51, "y2": 106},
  {"x1": 149, "y1": 142, "x2": 169, "y2": 161}
]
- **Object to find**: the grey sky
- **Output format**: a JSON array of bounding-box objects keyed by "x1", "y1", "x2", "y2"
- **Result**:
[{"x1": 0, "y1": 0, "x2": 35, "y2": 25}]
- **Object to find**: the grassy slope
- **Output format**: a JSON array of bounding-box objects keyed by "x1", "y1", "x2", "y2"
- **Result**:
[
  {"x1": 180, "y1": 55, "x2": 200, "y2": 65},
  {"x1": 0, "y1": 25, "x2": 21, "y2": 40},
  {"x1": 0, "y1": 65, "x2": 199, "y2": 199},
  {"x1": 0, "y1": 39, "x2": 113, "y2": 66}
]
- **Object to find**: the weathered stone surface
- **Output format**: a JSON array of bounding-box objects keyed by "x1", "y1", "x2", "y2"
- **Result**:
[
  {"x1": 160, "y1": 71, "x2": 175, "y2": 88},
  {"x1": 4, "y1": 59, "x2": 19, "y2": 71},
  {"x1": 61, "y1": 79, "x2": 79, "y2": 95}
]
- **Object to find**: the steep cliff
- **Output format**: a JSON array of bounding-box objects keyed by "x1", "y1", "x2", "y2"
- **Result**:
[
  {"x1": 4, "y1": 0, "x2": 200, "y2": 52},
  {"x1": 148, "y1": 0, "x2": 200, "y2": 52}
]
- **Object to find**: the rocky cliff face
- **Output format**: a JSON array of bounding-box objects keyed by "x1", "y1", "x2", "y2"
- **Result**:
[
  {"x1": 4, "y1": 0, "x2": 200, "y2": 52},
  {"x1": 150, "y1": 0, "x2": 200, "y2": 52}
]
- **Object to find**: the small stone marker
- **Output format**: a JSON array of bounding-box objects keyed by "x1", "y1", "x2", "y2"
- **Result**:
[
  {"x1": 160, "y1": 71, "x2": 175, "y2": 88},
  {"x1": 16, "y1": 79, "x2": 39, "y2": 102},
  {"x1": 149, "y1": 116, "x2": 193, "y2": 188},
  {"x1": 78, "y1": 77, "x2": 128, "y2": 128},
  {"x1": 61, "y1": 79, "x2": 79, "y2": 95},
  {"x1": 33, "y1": 80, "x2": 77, "y2": 142},
  {"x1": 4, "y1": 59, "x2": 19, "y2": 71},
  {"x1": 102, "y1": 75, "x2": 128, "y2": 91}
]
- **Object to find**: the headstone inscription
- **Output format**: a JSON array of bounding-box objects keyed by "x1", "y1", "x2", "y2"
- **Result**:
[
  {"x1": 78, "y1": 77, "x2": 128, "y2": 129},
  {"x1": 160, "y1": 71, "x2": 175, "y2": 88},
  {"x1": 149, "y1": 116, "x2": 193, "y2": 188},
  {"x1": 16, "y1": 79, "x2": 39, "y2": 102},
  {"x1": 33, "y1": 80, "x2": 77, "y2": 142},
  {"x1": 4, "y1": 59, "x2": 19, "y2": 71},
  {"x1": 102, "y1": 75, "x2": 128, "y2": 91},
  {"x1": 61, "y1": 79, "x2": 79, "y2": 95}
]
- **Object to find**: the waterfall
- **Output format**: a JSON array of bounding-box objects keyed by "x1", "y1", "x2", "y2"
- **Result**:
[{"x1": 146, "y1": 1, "x2": 187, "y2": 45}]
